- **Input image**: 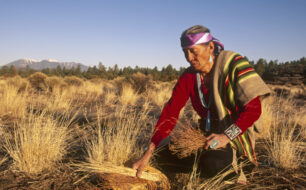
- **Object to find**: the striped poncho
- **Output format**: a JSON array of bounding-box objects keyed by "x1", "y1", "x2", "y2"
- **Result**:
[{"x1": 211, "y1": 50, "x2": 271, "y2": 166}]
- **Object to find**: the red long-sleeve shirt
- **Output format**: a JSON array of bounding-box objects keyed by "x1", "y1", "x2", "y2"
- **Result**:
[{"x1": 151, "y1": 71, "x2": 261, "y2": 147}]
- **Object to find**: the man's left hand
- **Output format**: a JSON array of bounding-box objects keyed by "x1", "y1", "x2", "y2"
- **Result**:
[{"x1": 204, "y1": 133, "x2": 231, "y2": 150}]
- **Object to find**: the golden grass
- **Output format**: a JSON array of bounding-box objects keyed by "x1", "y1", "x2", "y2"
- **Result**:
[
  {"x1": 119, "y1": 83, "x2": 138, "y2": 105},
  {"x1": 27, "y1": 72, "x2": 48, "y2": 91},
  {"x1": 182, "y1": 152, "x2": 239, "y2": 190},
  {"x1": 74, "y1": 105, "x2": 159, "y2": 186},
  {"x1": 75, "y1": 161, "x2": 160, "y2": 182},
  {"x1": 0, "y1": 156, "x2": 8, "y2": 166},
  {"x1": 0, "y1": 83, "x2": 27, "y2": 120},
  {"x1": 259, "y1": 94, "x2": 306, "y2": 170},
  {"x1": 169, "y1": 122, "x2": 207, "y2": 158},
  {"x1": 264, "y1": 113, "x2": 305, "y2": 170},
  {"x1": 46, "y1": 75, "x2": 67, "y2": 91},
  {"x1": 103, "y1": 83, "x2": 118, "y2": 106},
  {"x1": 257, "y1": 96, "x2": 274, "y2": 139},
  {"x1": 146, "y1": 82, "x2": 172, "y2": 109},
  {"x1": 4, "y1": 109, "x2": 72, "y2": 175},
  {"x1": 63, "y1": 76, "x2": 84, "y2": 87},
  {"x1": 45, "y1": 87, "x2": 75, "y2": 114},
  {"x1": 0, "y1": 74, "x2": 304, "y2": 189},
  {"x1": 6, "y1": 76, "x2": 29, "y2": 92},
  {"x1": 84, "y1": 106, "x2": 151, "y2": 166},
  {"x1": 83, "y1": 81, "x2": 104, "y2": 97}
]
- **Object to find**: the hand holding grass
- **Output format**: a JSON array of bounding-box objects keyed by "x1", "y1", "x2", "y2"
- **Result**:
[
  {"x1": 132, "y1": 143, "x2": 156, "y2": 178},
  {"x1": 204, "y1": 133, "x2": 230, "y2": 150}
]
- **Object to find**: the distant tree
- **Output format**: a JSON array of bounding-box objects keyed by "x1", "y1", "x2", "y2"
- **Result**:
[
  {"x1": 113, "y1": 64, "x2": 120, "y2": 75},
  {"x1": 299, "y1": 57, "x2": 306, "y2": 65},
  {"x1": 122, "y1": 66, "x2": 134, "y2": 77},
  {"x1": 74, "y1": 65, "x2": 82, "y2": 76},
  {"x1": 0, "y1": 66, "x2": 9, "y2": 76},
  {"x1": 41, "y1": 68, "x2": 51, "y2": 76},
  {"x1": 254, "y1": 58, "x2": 267, "y2": 76},
  {"x1": 98, "y1": 62, "x2": 106, "y2": 72},
  {"x1": 92, "y1": 66, "x2": 100, "y2": 76},
  {"x1": 267, "y1": 60, "x2": 278, "y2": 71},
  {"x1": 56, "y1": 65, "x2": 63, "y2": 76},
  {"x1": 151, "y1": 66, "x2": 159, "y2": 80},
  {"x1": 9, "y1": 65, "x2": 18, "y2": 76},
  {"x1": 62, "y1": 66, "x2": 70, "y2": 76},
  {"x1": 160, "y1": 64, "x2": 177, "y2": 81}
]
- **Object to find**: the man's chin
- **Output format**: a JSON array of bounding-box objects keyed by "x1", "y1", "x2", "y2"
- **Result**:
[{"x1": 191, "y1": 66, "x2": 201, "y2": 71}]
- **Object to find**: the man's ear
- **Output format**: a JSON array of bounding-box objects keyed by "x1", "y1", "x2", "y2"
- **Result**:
[{"x1": 208, "y1": 41, "x2": 215, "y2": 54}]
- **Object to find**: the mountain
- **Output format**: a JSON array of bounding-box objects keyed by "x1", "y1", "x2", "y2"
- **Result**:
[{"x1": 4, "y1": 58, "x2": 89, "y2": 71}]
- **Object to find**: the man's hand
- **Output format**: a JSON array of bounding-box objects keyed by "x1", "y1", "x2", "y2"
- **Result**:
[
  {"x1": 204, "y1": 133, "x2": 230, "y2": 150},
  {"x1": 132, "y1": 143, "x2": 156, "y2": 178}
]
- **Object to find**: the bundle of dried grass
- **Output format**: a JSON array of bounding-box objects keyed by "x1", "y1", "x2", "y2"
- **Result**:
[
  {"x1": 74, "y1": 162, "x2": 170, "y2": 189},
  {"x1": 76, "y1": 161, "x2": 160, "y2": 181},
  {"x1": 169, "y1": 124, "x2": 207, "y2": 158}
]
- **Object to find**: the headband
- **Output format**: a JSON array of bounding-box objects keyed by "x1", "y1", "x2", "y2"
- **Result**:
[{"x1": 180, "y1": 32, "x2": 224, "y2": 54}]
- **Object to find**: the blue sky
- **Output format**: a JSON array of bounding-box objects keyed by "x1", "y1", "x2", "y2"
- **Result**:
[{"x1": 0, "y1": 0, "x2": 305, "y2": 69}]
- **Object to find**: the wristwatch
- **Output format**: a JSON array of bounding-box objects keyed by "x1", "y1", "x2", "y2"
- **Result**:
[{"x1": 224, "y1": 123, "x2": 242, "y2": 141}]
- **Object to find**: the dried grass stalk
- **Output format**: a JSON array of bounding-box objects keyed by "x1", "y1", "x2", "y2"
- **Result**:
[
  {"x1": 75, "y1": 161, "x2": 160, "y2": 182},
  {"x1": 169, "y1": 124, "x2": 207, "y2": 158}
]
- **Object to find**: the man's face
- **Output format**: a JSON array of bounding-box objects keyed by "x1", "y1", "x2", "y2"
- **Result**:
[{"x1": 183, "y1": 43, "x2": 214, "y2": 74}]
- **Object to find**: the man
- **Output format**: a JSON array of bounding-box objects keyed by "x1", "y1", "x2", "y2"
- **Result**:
[{"x1": 133, "y1": 25, "x2": 270, "y2": 181}]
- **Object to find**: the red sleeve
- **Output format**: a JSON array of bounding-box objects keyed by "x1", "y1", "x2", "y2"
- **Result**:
[
  {"x1": 235, "y1": 96, "x2": 262, "y2": 133},
  {"x1": 150, "y1": 74, "x2": 191, "y2": 147}
]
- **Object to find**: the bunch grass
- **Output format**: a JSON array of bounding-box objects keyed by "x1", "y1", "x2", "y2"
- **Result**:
[
  {"x1": 169, "y1": 123, "x2": 207, "y2": 158},
  {"x1": 4, "y1": 109, "x2": 72, "y2": 175}
]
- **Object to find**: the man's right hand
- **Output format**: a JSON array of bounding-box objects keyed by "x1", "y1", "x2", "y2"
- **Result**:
[{"x1": 132, "y1": 143, "x2": 156, "y2": 178}]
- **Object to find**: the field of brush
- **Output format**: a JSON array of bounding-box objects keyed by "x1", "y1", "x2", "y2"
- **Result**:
[{"x1": 0, "y1": 72, "x2": 305, "y2": 189}]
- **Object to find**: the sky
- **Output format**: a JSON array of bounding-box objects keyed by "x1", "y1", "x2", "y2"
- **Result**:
[{"x1": 0, "y1": 0, "x2": 305, "y2": 69}]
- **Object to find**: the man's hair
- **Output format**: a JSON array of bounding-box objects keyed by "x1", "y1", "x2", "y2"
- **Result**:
[
  {"x1": 181, "y1": 25, "x2": 220, "y2": 56},
  {"x1": 181, "y1": 25, "x2": 210, "y2": 38}
]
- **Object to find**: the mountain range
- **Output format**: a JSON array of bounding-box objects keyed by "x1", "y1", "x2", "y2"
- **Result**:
[{"x1": 3, "y1": 58, "x2": 89, "y2": 71}]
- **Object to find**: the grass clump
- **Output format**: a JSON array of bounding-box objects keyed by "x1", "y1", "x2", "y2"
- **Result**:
[
  {"x1": 169, "y1": 123, "x2": 207, "y2": 158},
  {"x1": 64, "y1": 76, "x2": 84, "y2": 87},
  {"x1": 0, "y1": 84, "x2": 27, "y2": 120},
  {"x1": 264, "y1": 113, "x2": 305, "y2": 170},
  {"x1": 259, "y1": 94, "x2": 305, "y2": 170},
  {"x1": 119, "y1": 83, "x2": 138, "y2": 105},
  {"x1": 46, "y1": 76, "x2": 67, "y2": 92},
  {"x1": 6, "y1": 76, "x2": 29, "y2": 92},
  {"x1": 85, "y1": 107, "x2": 150, "y2": 166},
  {"x1": 28, "y1": 72, "x2": 48, "y2": 91},
  {"x1": 146, "y1": 82, "x2": 172, "y2": 109},
  {"x1": 4, "y1": 109, "x2": 71, "y2": 175},
  {"x1": 126, "y1": 72, "x2": 154, "y2": 94},
  {"x1": 75, "y1": 105, "x2": 153, "y2": 176}
]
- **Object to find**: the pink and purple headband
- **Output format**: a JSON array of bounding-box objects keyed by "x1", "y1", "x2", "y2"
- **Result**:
[{"x1": 180, "y1": 32, "x2": 224, "y2": 52}]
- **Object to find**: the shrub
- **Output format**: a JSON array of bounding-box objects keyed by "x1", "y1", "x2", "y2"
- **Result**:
[
  {"x1": 0, "y1": 84, "x2": 27, "y2": 120},
  {"x1": 28, "y1": 72, "x2": 48, "y2": 91},
  {"x1": 4, "y1": 110, "x2": 71, "y2": 175},
  {"x1": 6, "y1": 76, "x2": 29, "y2": 92},
  {"x1": 119, "y1": 83, "x2": 138, "y2": 105},
  {"x1": 89, "y1": 77, "x2": 104, "y2": 85},
  {"x1": 125, "y1": 72, "x2": 154, "y2": 94},
  {"x1": 84, "y1": 106, "x2": 152, "y2": 166},
  {"x1": 46, "y1": 76, "x2": 67, "y2": 92},
  {"x1": 64, "y1": 76, "x2": 84, "y2": 87},
  {"x1": 263, "y1": 96, "x2": 306, "y2": 170}
]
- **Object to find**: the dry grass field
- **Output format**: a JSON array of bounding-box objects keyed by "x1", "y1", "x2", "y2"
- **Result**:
[{"x1": 0, "y1": 72, "x2": 305, "y2": 189}]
